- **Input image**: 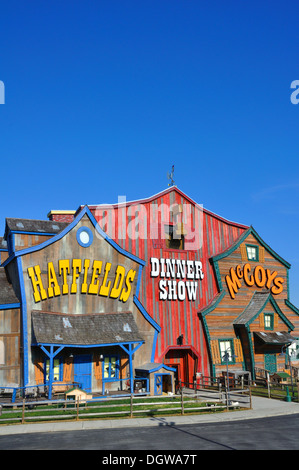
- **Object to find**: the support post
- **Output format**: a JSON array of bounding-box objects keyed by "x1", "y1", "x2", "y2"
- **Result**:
[
  {"x1": 48, "y1": 346, "x2": 54, "y2": 400},
  {"x1": 119, "y1": 342, "x2": 143, "y2": 396},
  {"x1": 40, "y1": 344, "x2": 64, "y2": 400},
  {"x1": 22, "y1": 399, "x2": 25, "y2": 424},
  {"x1": 129, "y1": 344, "x2": 134, "y2": 394}
]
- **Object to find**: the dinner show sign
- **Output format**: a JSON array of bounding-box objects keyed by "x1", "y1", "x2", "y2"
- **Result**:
[{"x1": 150, "y1": 257, "x2": 204, "y2": 301}]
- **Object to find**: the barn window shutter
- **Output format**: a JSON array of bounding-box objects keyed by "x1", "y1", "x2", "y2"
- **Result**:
[
  {"x1": 240, "y1": 243, "x2": 247, "y2": 261},
  {"x1": 259, "y1": 313, "x2": 265, "y2": 328},
  {"x1": 63, "y1": 357, "x2": 73, "y2": 382},
  {"x1": 274, "y1": 313, "x2": 278, "y2": 328},
  {"x1": 210, "y1": 340, "x2": 221, "y2": 364},
  {"x1": 94, "y1": 353, "x2": 102, "y2": 381},
  {"x1": 34, "y1": 355, "x2": 44, "y2": 385},
  {"x1": 120, "y1": 357, "x2": 129, "y2": 379},
  {"x1": 233, "y1": 338, "x2": 244, "y2": 362}
]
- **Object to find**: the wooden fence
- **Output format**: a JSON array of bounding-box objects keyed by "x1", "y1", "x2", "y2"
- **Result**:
[{"x1": 0, "y1": 388, "x2": 251, "y2": 426}]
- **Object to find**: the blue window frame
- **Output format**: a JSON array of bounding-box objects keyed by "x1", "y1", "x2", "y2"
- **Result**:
[
  {"x1": 76, "y1": 226, "x2": 94, "y2": 248},
  {"x1": 44, "y1": 357, "x2": 63, "y2": 383},
  {"x1": 103, "y1": 355, "x2": 120, "y2": 380}
]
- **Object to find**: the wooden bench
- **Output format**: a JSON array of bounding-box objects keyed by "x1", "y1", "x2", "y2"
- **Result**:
[{"x1": 52, "y1": 382, "x2": 71, "y2": 396}]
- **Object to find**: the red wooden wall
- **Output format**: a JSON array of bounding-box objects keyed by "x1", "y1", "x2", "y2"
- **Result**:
[{"x1": 88, "y1": 187, "x2": 248, "y2": 378}]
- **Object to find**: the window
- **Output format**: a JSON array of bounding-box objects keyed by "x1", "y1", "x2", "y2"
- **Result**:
[
  {"x1": 246, "y1": 244, "x2": 259, "y2": 261},
  {"x1": 219, "y1": 340, "x2": 235, "y2": 364},
  {"x1": 264, "y1": 313, "x2": 274, "y2": 330},
  {"x1": 164, "y1": 225, "x2": 184, "y2": 250},
  {"x1": 45, "y1": 358, "x2": 61, "y2": 382},
  {"x1": 104, "y1": 356, "x2": 119, "y2": 380},
  {"x1": 76, "y1": 226, "x2": 93, "y2": 247}
]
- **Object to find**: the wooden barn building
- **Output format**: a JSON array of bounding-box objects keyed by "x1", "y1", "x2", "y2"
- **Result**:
[{"x1": 0, "y1": 186, "x2": 298, "y2": 398}]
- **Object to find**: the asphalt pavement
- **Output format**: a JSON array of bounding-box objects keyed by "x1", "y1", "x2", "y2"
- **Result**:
[{"x1": 0, "y1": 396, "x2": 298, "y2": 436}]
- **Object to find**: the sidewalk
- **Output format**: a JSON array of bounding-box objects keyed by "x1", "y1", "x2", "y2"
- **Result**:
[{"x1": 0, "y1": 396, "x2": 298, "y2": 436}]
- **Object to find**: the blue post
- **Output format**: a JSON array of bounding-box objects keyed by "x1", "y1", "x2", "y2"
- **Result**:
[
  {"x1": 48, "y1": 346, "x2": 54, "y2": 400},
  {"x1": 41, "y1": 345, "x2": 63, "y2": 400},
  {"x1": 129, "y1": 344, "x2": 134, "y2": 394}
]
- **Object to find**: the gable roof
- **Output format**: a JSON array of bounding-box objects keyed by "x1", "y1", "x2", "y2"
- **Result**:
[
  {"x1": 211, "y1": 226, "x2": 291, "y2": 269},
  {"x1": 233, "y1": 292, "x2": 270, "y2": 326},
  {"x1": 2, "y1": 205, "x2": 146, "y2": 268},
  {"x1": 233, "y1": 291, "x2": 294, "y2": 330},
  {"x1": 80, "y1": 186, "x2": 249, "y2": 230}
]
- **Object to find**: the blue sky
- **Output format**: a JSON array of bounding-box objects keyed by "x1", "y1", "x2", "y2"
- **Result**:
[{"x1": 0, "y1": 1, "x2": 298, "y2": 305}]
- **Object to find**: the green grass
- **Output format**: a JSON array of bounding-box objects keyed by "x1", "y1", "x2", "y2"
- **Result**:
[{"x1": 0, "y1": 395, "x2": 229, "y2": 425}]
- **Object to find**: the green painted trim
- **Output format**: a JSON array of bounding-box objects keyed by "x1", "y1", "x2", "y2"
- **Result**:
[
  {"x1": 285, "y1": 299, "x2": 299, "y2": 316},
  {"x1": 264, "y1": 312, "x2": 274, "y2": 330},
  {"x1": 234, "y1": 292, "x2": 270, "y2": 327},
  {"x1": 201, "y1": 224, "x2": 293, "y2": 379},
  {"x1": 212, "y1": 260, "x2": 223, "y2": 292},
  {"x1": 269, "y1": 297, "x2": 294, "y2": 331},
  {"x1": 211, "y1": 226, "x2": 291, "y2": 269},
  {"x1": 199, "y1": 291, "x2": 226, "y2": 318},
  {"x1": 212, "y1": 228, "x2": 250, "y2": 262},
  {"x1": 218, "y1": 338, "x2": 236, "y2": 365},
  {"x1": 198, "y1": 291, "x2": 226, "y2": 377},
  {"x1": 200, "y1": 314, "x2": 216, "y2": 377},
  {"x1": 246, "y1": 325, "x2": 256, "y2": 380},
  {"x1": 233, "y1": 293, "x2": 294, "y2": 331}
]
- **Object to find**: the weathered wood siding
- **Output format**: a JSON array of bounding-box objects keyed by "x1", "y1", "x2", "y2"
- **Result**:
[
  {"x1": 21, "y1": 214, "x2": 156, "y2": 388},
  {"x1": 204, "y1": 229, "x2": 299, "y2": 376},
  {"x1": 0, "y1": 308, "x2": 21, "y2": 386}
]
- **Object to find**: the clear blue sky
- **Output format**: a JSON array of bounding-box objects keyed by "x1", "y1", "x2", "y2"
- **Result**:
[{"x1": 0, "y1": 1, "x2": 298, "y2": 305}]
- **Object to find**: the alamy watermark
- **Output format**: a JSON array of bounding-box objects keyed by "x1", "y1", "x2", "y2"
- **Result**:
[
  {"x1": 92, "y1": 196, "x2": 204, "y2": 251},
  {"x1": 290, "y1": 80, "x2": 299, "y2": 104},
  {"x1": 0, "y1": 81, "x2": 4, "y2": 104}
]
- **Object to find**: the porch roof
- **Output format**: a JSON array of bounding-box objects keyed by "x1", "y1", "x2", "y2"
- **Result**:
[
  {"x1": 254, "y1": 331, "x2": 295, "y2": 345},
  {"x1": 31, "y1": 311, "x2": 144, "y2": 347},
  {"x1": 135, "y1": 362, "x2": 176, "y2": 373}
]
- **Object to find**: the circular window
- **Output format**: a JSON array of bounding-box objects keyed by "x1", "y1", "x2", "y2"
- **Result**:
[{"x1": 76, "y1": 227, "x2": 93, "y2": 247}]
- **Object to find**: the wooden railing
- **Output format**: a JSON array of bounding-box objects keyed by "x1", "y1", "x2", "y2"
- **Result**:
[{"x1": 0, "y1": 388, "x2": 252, "y2": 426}]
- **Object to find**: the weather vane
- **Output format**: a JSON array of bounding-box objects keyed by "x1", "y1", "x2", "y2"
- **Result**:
[{"x1": 167, "y1": 165, "x2": 175, "y2": 186}]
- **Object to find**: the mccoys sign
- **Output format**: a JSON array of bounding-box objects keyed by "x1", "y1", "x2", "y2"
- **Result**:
[
  {"x1": 28, "y1": 259, "x2": 136, "y2": 303},
  {"x1": 226, "y1": 263, "x2": 284, "y2": 299}
]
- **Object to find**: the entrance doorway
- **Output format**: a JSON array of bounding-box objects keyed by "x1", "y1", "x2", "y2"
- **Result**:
[
  {"x1": 164, "y1": 347, "x2": 199, "y2": 389},
  {"x1": 154, "y1": 374, "x2": 173, "y2": 395},
  {"x1": 264, "y1": 353, "x2": 277, "y2": 374},
  {"x1": 74, "y1": 354, "x2": 92, "y2": 392}
]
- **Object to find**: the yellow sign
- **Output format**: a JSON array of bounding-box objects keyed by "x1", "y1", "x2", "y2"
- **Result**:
[
  {"x1": 28, "y1": 259, "x2": 136, "y2": 303},
  {"x1": 225, "y1": 263, "x2": 284, "y2": 299}
]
